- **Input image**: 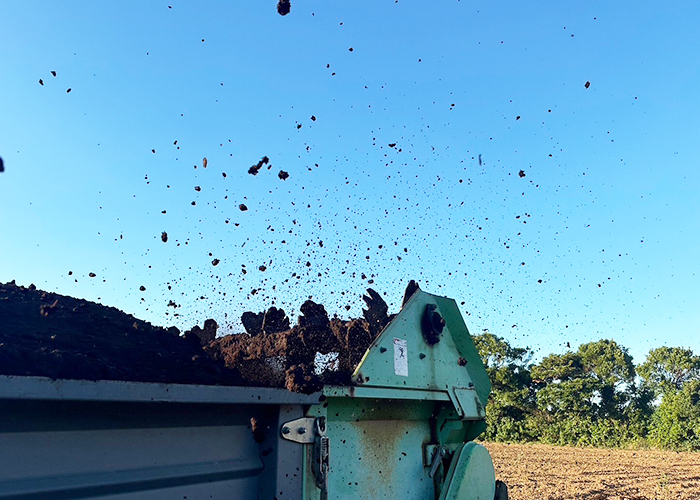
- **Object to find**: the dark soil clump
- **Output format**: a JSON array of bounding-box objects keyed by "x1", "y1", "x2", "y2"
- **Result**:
[{"x1": 277, "y1": 0, "x2": 290, "y2": 16}]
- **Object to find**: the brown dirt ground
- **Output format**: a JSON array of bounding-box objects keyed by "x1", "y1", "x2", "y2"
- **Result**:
[{"x1": 485, "y1": 442, "x2": 700, "y2": 500}]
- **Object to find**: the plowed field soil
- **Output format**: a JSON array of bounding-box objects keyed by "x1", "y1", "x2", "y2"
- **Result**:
[{"x1": 486, "y1": 442, "x2": 700, "y2": 500}]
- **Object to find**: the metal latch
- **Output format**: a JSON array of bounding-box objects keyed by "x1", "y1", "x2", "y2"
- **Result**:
[
  {"x1": 281, "y1": 416, "x2": 330, "y2": 499},
  {"x1": 313, "y1": 417, "x2": 330, "y2": 500},
  {"x1": 429, "y1": 445, "x2": 450, "y2": 479}
]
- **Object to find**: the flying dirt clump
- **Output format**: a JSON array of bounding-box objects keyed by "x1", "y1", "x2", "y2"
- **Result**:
[
  {"x1": 277, "y1": 0, "x2": 290, "y2": 16},
  {"x1": 248, "y1": 156, "x2": 269, "y2": 175}
]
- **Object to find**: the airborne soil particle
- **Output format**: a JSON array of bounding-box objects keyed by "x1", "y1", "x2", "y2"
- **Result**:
[
  {"x1": 278, "y1": 170, "x2": 289, "y2": 180},
  {"x1": 248, "y1": 156, "x2": 269, "y2": 176},
  {"x1": 277, "y1": 0, "x2": 290, "y2": 16},
  {"x1": 161, "y1": 231, "x2": 168, "y2": 243}
]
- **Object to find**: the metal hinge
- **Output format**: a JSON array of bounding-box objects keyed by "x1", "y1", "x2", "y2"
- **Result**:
[
  {"x1": 280, "y1": 417, "x2": 316, "y2": 444},
  {"x1": 281, "y1": 416, "x2": 330, "y2": 500}
]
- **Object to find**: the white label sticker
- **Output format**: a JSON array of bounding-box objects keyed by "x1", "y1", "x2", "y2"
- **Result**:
[{"x1": 393, "y1": 338, "x2": 408, "y2": 377}]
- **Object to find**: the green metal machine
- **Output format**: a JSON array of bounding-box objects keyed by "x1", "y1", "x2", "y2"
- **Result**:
[
  {"x1": 0, "y1": 288, "x2": 507, "y2": 500},
  {"x1": 282, "y1": 289, "x2": 508, "y2": 500}
]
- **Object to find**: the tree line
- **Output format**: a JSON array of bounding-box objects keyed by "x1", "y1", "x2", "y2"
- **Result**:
[{"x1": 474, "y1": 333, "x2": 700, "y2": 451}]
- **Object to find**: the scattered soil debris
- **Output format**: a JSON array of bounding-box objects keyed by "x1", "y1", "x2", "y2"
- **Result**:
[
  {"x1": 250, "y1": 417, "x2": 266, "y2": 443},
  {"x1": 518, "y1": 170, "x2": 526, "y2": 178},
  {"x1": 278, "y1": 170, "x2": 290, "y2": 180},
  {"x1": 248, "y1": 156, "x2": 269, "y2": 176},
  {"x1": 202, "y1": 157, "x2": 208, "y2": 168},
  {"x1": 277, "y1": 0, "x2": 291, "y2": 16},
  {"x1": 311, "y1": 115, "x2": 316, "y2": 121},
  {"x1": 38, "y1": 79, "x2": 44, "y2": 85},
  {"x1": 212, "y1": 258, "x2": 220, "y2": 266},
  {"x1": 89, "y1": 272, "x2": 96, "y2": 278},
  {"x1": 66, "y1": 88, "x2": 72, "y2": 93},
  {"x1": 585, "y1": 80, "x2": 591, "y2": 89},
  {"x1": 161, "y1": 231, "x2": 168, "y2": 243},
  {"x1": 0, "y1": 156, "x2": 4, "y2": 173},
  {"x1": 239, "y1": 203, "x2": 248, "y2": 211},
  {"x1": 139, "y1": 286, "x2": 146, "y2": 292},
  {"x1": 51, "y1": 71, "x2": 57, "y2": 77}
]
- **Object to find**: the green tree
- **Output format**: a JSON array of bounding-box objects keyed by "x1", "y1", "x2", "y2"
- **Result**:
[
  {"x1": 473, "y1": 332, "x2": 532, "y2": 392},
  {"x1": 473, "y1": 332, "x2": 534, "y2": 442},
  {"x1": 638, "y1": 346, "x2": 700, "y2": 395},
  {"x1": 529, "y1": 340, "x2": 645, "y2": 446},
  {"x1": 648, "y1": 380, "x2": 700, "y2": 451},
  {"x1": 578, "y1": 339, "x2": 636, "y2": 419}
]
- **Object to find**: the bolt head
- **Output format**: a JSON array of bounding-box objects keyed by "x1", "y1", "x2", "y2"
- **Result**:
[{"x1": 282, "y1": 426, "x2": 291, "y2": 434}]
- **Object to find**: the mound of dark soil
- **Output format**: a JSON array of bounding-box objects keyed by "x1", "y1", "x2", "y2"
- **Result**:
[
  {"x1": 0, "y1": 280, "x2": 417, "y2": 393},
  {"x1": 0, "y1": 281, "x2": 242, "y2": 386}
]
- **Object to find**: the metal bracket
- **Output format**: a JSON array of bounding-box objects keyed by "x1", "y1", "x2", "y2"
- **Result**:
[
  {"x1": 428, "y1": 445, "x2": 451, "y2": 479},
  {"x1": 280, "y1": 416, "x2": 330, "y2": 499},
  {"x1": 280, "y1": 417, "x2": 316, "y2": 444}
]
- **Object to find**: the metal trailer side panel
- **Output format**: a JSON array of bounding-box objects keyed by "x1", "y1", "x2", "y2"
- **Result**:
[{"x1": 0, "y1": 377, "x2": 320, "y2": 500}]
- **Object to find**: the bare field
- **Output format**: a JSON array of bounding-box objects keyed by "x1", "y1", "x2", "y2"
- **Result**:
[{"x1": 485, "y1": 442, "x2": 700, "y2": 500}]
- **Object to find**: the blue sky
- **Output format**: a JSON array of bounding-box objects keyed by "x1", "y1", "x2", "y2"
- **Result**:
[{"x1": 1, "y1": 1, "x2": 698, "y2": 364}]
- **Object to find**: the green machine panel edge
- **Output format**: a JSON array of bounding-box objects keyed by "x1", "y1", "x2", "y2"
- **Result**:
[{"x1": 350, "y1": 289, "x2": 491, "y2": 417}]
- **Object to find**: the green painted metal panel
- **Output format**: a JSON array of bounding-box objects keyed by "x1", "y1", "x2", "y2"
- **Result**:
[
  {"x1": 323, "y1": 385, "x2": 450, "y2": 402},
  {"x1": 438, "y1": 442, "x2": 496, "y2": 500},
  {"x1": 351, "y1": 290, "x2": 490, "y2": 420},
  {"x1": 305, "y1": 398, "x2": 437, "y2": 500},
  {"x1": 432, "y1": 296, "x2": 491, "y2": 408}
]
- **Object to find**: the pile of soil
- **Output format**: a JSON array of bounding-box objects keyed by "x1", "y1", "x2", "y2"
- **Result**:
[
  {"x1": 0, "y1": 280, "x2": 418, "y2": 393},
  {"x1": 0, "y1": 281, "x2": 243, "y2": 386}
]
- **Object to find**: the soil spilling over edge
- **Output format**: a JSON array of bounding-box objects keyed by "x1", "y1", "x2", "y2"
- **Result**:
[{"x1": 0, "y1": 280, "x2": 417, "y2": 393}]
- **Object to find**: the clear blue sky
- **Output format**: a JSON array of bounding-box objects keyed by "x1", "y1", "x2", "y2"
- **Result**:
[{"x1": 1, "y1": 1, "x2": 698, "y2": 365}]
